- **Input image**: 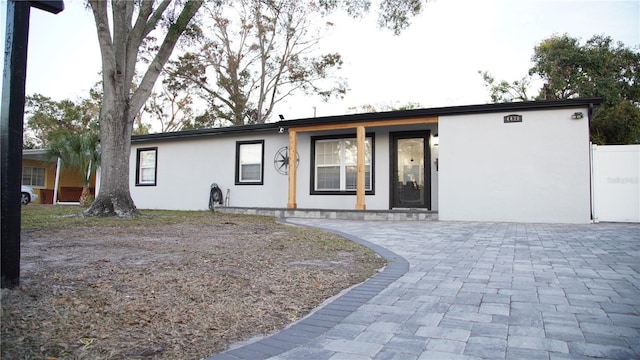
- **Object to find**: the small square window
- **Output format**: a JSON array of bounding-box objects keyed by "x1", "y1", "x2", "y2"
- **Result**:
[
  {"x1": 136, "y1": 147, "x2": 157, "y2": 186},
  {"x1": 236, "y1": 140, "x2": 264, "y2": 185}
]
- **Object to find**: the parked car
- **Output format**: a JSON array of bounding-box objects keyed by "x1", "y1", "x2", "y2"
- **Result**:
[{"x1": 21, "y1": 185, "x2": 39, "y2": 205}]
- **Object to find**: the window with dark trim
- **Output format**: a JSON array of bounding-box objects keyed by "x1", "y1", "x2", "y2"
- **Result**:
[
  {"x1": 311, "y1": 134, "x2": 375, "y2": 195},
  {"x1": 136, "y1": 147, "x2": 157, "y2": 186},
  {"x1": 235, "y1": 140, "x2": 264, "y2": 185},
  {"x1": 22, "y1": 166, "x2": 45, "y2": 187}
]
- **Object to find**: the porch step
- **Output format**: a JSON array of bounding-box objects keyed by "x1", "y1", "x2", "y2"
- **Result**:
[{"x1": 216, "y1": 207, "x2": 438, "y2": 221}]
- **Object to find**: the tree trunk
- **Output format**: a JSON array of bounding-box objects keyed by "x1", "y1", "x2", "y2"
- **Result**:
[
  {"x1": 85, "y1": 0, "x2": 203, "y2": 217},
  {"x1": 79, "y1": 186, "x2": 93, "y2": 207},
  {"x1": 84, "y1": 98, "x2": 139, "y2": 217}
]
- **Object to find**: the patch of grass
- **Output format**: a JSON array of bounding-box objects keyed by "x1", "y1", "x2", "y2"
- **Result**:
[
  {"x1": 5, "y1": 205, "x2": 386, "y2": 360},
  {"x1": 20, "y1": 204, "x2": 272, "y2": 230}
]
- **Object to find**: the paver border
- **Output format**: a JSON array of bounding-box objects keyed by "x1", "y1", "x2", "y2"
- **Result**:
[{"x1": 205, "y1": 219, "x2": 409, "y2": 360}]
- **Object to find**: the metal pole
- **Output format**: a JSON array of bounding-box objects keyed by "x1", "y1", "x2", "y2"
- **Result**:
[
  {"x1": 1, "y1": 0, "x2": 64, "y2": 288},
  {"x1": 1, "y1": 0, "x2": 31, "y2": 289}
]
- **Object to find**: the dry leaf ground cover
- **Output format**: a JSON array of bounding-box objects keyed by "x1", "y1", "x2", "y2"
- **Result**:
[{"x1": 1, "y1": 205, "x2": 385, "y2": 359}]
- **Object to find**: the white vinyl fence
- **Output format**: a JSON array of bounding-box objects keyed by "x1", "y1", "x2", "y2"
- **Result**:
[{"x1": 591, "y1": 144, "x2": 640, "y2": 223}]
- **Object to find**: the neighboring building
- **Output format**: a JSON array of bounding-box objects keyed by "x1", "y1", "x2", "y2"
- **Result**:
[
  {"x1": 21, "y1": 149, "x2": 96, "y2": 204},
  {"x1": 127, "y1": 99, "x2": 601, "y2": 224}
]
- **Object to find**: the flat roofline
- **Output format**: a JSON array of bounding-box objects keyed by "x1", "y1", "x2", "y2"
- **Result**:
[
  {"x1": 131, "y1": 98, "x2": 602, "y2": 143},
  {"x1": 22, "y1": 148, "x2": 57, "y2": 162}
]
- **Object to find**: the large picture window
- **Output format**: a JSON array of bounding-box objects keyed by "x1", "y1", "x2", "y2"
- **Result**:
[
  {"x1": 136, "y1": 147, "x2": 157, "y2": 186},
  {"x1": 312, "y1": 135, "x2": 374, "y2": 194},
  {"x1": 22, "y1": 166, "x2": 45, "y2": 187},
  {"x1": 236, "y1": 140, "x2": 264, "y2": 185}
]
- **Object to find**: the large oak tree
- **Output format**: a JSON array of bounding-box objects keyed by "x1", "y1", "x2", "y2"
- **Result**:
[
  {"x1": 86, "y1": 0, "x2": 203, "y2": 217},
  {"x1": 531, "y1": 35, "x2": 640, "y2": 144},
  {"x1": 480, "y1": 34, "x2": 640, "y2": 144}
]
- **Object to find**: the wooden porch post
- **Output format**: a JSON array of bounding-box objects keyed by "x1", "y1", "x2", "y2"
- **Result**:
[
  {"x1": 287, "y1": 130, "x2": 297, "y2": 208},
  {"x1": 356, "y1": 126, "x2": 366, "y2": 210}
]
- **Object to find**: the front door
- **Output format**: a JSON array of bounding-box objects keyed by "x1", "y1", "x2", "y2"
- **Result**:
[{"x1": 391, "y1": 131, "x2": 431, "y2": 209}]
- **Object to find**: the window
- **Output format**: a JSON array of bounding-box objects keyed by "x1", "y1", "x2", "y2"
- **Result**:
[
  {"x1": 22, "y1": 166, "x2": 45, "y2": 187},
  {"x1": 136, "y1": 147, "x2": 157, "y2": 186},
  {"x1": 312, "y1": 135, "x2": 374, "y2": 194},
  {"x1": 235, "y1": 140, "x2": 264, "y2": 185}
]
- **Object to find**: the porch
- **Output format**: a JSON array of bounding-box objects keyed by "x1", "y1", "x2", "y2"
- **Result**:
[
  {"x1": 285, "y1": 116, "x2": 438, "y2": 211},
  {"x1": 216, "y1": 206, "x2": 438, "y2": 221}
]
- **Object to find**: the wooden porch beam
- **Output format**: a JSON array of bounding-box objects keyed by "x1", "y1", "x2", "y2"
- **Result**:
[
  {"x1": 289, "y1": 116, "x2": 438, "y2": 133},
  {"x1": 287, "y1": 130, "x2": 297, "y2": 208},
  {"x1": 356, "y1": 126, "x2": 366, "y2": 210}
]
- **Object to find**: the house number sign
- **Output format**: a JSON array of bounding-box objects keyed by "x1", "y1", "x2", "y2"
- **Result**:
[{"x1": 504, "y1": 114, "x2": 523, "y2": 123}]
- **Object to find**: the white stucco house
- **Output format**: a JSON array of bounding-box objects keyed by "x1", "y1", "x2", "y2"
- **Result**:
[{"x1": 125, "y1": 98, "x2": 602, "y2": 223}]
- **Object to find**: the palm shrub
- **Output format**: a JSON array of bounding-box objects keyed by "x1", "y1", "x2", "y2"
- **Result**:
[{"x1": 47, "y1": 127, "x2": 101, "y2": 206}]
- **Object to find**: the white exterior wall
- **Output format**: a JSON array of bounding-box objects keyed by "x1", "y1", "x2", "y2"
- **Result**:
[
  {"x1": 438, "y1": 107, "x2": 592, "y2": 223},
  {"x1": 129, "y1": 124, "x2": 439, "y2": 212},
  {"x1": 130, "y1": 133, "x2": 290, "y2": 210},
  {"x1": 592, "y1": 144, "x2": 640, "y2": 223}
]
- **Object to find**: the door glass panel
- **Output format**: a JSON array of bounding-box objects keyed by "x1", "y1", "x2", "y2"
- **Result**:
[{"x1": 394, "y1": 138, "x2": 425, "y2": 207}]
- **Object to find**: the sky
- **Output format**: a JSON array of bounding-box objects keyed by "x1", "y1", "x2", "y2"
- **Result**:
[{"x1": 2, "y1": 0, "x2": 639, "y2": 123}]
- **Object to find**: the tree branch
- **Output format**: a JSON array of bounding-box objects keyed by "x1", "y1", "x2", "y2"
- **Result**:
[
  {"x1": 89, "y1": 1, "x2": 116, "y2": 99},
  {"x1": 130, "y1": 0, "x2": 204, "y2": 117},
  {"x1": 143, "y1": 0, "x2": 172, "y2": 38},
  {"x1": 129, "y1": 1, "x2": 154, "y2": 49},
  {"x1": 125, "y1": 0, "x2": 154, "y2": 90}
]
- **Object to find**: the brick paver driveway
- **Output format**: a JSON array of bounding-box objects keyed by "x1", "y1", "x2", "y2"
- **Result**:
[{"x1": 210, "y1": 220, "x2": 640, "y2": 360}]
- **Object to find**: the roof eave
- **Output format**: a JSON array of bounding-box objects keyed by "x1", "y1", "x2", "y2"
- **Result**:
[
  {"x1": 131, "y1": 98, "x2": 603, "y2": 143},
  {"x1": 131, "y1": 122, "x2": 281, "y2": 143}
]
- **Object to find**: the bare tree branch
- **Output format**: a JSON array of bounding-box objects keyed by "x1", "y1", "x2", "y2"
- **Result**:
[
  {"x1": 143, "y1": 0, "x2": 172, "y2": 38},
  {"x1": 166, "y1": 0, "x2": 345, "y2": 125},
  {"x1": 131, "y1": 0, "x2": 204, "y2": 117}
]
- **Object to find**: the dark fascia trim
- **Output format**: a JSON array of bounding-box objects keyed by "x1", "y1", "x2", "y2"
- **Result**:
[
  {"x1": 281, "y1": 98, "x2": 604, "y2": 128},
  {"x1": 131, "y1": 123, "x2": 279, "y2": 143},
  {"x1": 131, "y1": 98, "x2": 603, "y2": 144}
]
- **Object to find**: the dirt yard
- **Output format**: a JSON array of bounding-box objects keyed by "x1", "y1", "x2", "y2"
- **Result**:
[{"x1": 1, "y1": 206, "x2": 385, "y2": 359}]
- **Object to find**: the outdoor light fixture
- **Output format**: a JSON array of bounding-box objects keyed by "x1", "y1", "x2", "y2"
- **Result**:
[
  {"x1": 278, "y1": 127, "x2": 285, "y2": 134},
  {"x1": 432, "y1": 134, "x2": 439, "y2": 146},
  {"x1": 571, "y1": 112, "x2": 584, "y2": 119}
]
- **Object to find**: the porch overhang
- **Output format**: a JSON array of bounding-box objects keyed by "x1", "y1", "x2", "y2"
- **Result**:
[{"x1": 286, "y1": 116, "x2": 438, "y2": 210}]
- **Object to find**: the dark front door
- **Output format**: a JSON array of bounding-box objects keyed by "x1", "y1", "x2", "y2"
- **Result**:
[{"x1": 391, "y1": 131, "x2": 431, "y2": 209}]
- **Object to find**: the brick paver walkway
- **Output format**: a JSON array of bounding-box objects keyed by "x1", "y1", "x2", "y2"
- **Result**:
[{"x1": 208, "y1": 220, "x2": 640, "y2": 360}]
